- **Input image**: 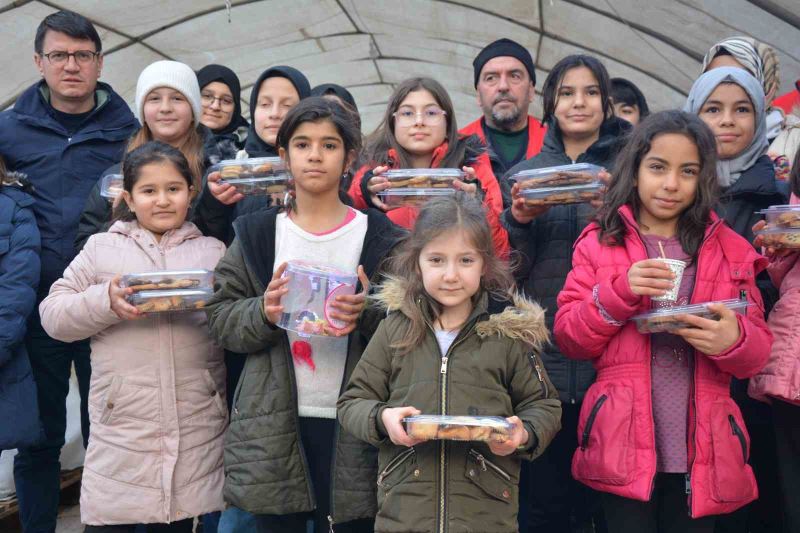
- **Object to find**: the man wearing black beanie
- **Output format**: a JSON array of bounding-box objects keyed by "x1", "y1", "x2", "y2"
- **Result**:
[{"x1": 460, "y1": 38, "x2": 547, "y2": 206}]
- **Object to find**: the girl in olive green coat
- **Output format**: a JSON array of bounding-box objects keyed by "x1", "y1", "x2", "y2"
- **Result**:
[{"x1": 338, "y1": 193, "x2": 562, "y2": 533}]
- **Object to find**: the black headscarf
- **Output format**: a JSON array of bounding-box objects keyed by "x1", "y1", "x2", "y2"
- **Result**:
[
  {"x1": 310, "y1": 83, "x2": 358, "y2": 112},
  {"x1": 244, "y1": 66, "x2": 311, "y2": 157},
  {"x1": 196, "y1": 64, "x2": 249, "y2": 136}
]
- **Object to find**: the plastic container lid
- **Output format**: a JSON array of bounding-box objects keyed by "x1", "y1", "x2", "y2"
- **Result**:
[
  {"x1": 99, "y1": 174, "x2": 124, "y2": 199},
  {"x1": 215, "y1": 156, "x2": 284, "y2": 169},
  {"x1": 756, "y1": 204, "x2": 800, "y2": 215},
  {"x1": 383, "y1": 168, "x2": 465, "y2": 180},
  {"x1": 379, "y1": 188, "x2": 457, "y2": 198},
  {"x1": 284, "y1": 261, "x2": 358, "y2": 286},
  {"x1": 403, "y1": 415, "x2": 512, "y2": 428},
  {"x1": 219, "y1": 175, "x2": 289, "y2": 185},
  {"x1": 120, "y1": 270, "x2": 214, "y2": 291},
  {"x1": 509, "y1": 163, "x2": 603, "y2": 187}
]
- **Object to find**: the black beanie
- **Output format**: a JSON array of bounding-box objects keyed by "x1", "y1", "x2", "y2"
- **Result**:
[{"x1": 473, "y1": 38, "x2": 536, "y2": 88}]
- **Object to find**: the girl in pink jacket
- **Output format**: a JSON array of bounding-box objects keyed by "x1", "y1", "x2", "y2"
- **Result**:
[
  {"x1": 554, "y1": 111, "x2": 771, "y2": 532},
  {"x1": 748, "y1": 147, "x2": 800, "y2": 533},
  {"x1": 39, "y1": 141, "x2": 226, "y2": 531}
]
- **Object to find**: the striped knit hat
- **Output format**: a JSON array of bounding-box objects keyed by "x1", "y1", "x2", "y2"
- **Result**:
[{"x1": 702, "y1": 36, "x2": 780, "y2": 104}]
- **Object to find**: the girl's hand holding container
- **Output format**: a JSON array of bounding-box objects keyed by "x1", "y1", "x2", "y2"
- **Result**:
[
  {"x1": 627, "y1": 259, "x2": 676, "y2": 297},
  {"x1": 509, "y1": 181, "x2": 550, "y2": 224},
  {"x1": 367, "y1": 165, "x2": 392, "y2": 211},
  {"x1": 381, "y1": 405, "x2": 424, "y2": 447},
  {"x1": 487, "y1": 416, "x2": 529, "y2": 457},
  {"x1": 207, "y1": 170, "x2": 245, "y2": 205},
  {"x1": 108, "y1": 275, "x2": 142, "y2": 320},
  {"x1": 672, "y1": 303, "x2": 742, "y2": 355}
]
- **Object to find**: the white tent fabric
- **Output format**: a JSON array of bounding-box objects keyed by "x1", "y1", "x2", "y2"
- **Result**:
[{"x1": 2, "y1": 0, "x2": 799, "y2": 132}]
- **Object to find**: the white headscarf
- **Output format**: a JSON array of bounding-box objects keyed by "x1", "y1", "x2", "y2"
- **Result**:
[{"x1": 684, "y1": 67, "x2": 769, "y2": 187}]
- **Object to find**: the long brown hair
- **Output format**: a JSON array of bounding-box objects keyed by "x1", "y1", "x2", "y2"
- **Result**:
[
  {"x1": 126, "y1": 124, "x2": 205, "y2": 196},
  {"x1": 361, "y1": 77, "x2": 478, "y2": 169},
  {"x1": 382, "y1": 192, "x2": 515, "y2": 354},
  {"x1": 597, "y1": 110, "x2": 719, "y2": 258}
]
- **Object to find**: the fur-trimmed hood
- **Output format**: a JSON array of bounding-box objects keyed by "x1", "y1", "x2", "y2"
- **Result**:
[{"x1": 373, "y1": 277, "x2": 549, "y2": 352}]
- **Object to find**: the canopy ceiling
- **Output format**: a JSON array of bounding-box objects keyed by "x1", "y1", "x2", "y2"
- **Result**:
[{"x1": 3, "y1": 0, "x2": 799, "y2": 131}]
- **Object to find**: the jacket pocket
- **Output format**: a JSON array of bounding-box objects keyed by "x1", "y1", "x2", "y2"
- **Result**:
[
  {"x1": 99, "y1": 377, "x2": 122, "y2": 425},
  {"x1": 573, "y1": 385, "x2": 635, "y2": 485},
  {"x1": 202, "y1": 369, "x2": 228, "y2": 419},
  {"x1": 710, "y1": 401, "x2": 753, "y2": 503},
  {"x1": 465, "y1": 449, "x2": 514, "y2": 504},
  {"x1": 377, "y1": 447, "x2": 416, "y2": 492}
]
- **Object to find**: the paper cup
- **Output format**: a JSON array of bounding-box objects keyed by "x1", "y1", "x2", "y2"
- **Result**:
[{"x1": 651, "y1": 259, "x2": 686, "y2": 302}]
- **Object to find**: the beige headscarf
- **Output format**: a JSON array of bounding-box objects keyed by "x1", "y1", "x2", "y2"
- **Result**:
[{"x1": 702, "y1": 36, "x2": 780, "y2": 104}]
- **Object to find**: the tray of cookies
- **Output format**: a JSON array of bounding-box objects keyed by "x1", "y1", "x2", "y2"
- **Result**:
[
  {"x1": 757, "y1": 205, "x2": 800, "y2": 229},
  {"x1": 100, "y1": 174, "x2": 124, "y2": 200},
  {"x1": 754, "y1": 227, "x2": 800, "y2": 249},
  {"x1": 378, "y1": 188, "x2": 456, "y2": 208},
  {"x1": 403, "y1": 415, "x2": 512, "y2": 443},
  {"x1": 215, "y1": 157, "x2": 289, "y2": 195},
  {"x1": 631, "y1": 298, "x2": 749, "y2": 334},
  {"x1": 121, "y1": 270, "x2": 214, "y2": 292},
  {"x1": 127, "y1": 288, "x2": 213, "y2": 314},
  {"x1": 279, "y1": 261, "x2": 358, "y2": 337},
  {"x1": 509, "y1": 163, "x2": 603, "y2": 190},
  {"x1": 382, "y1": 168, "x2": 465, "y2": 189},
  {"x1": 518, "y1": 182, "x2": 603, "y2": 207}
]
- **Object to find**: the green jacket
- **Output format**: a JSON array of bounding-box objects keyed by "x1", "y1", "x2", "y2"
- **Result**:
[
  {"x1": 338, "y1": 280, "x2": 562, "y2": 533},
  {"x1": 205, "y1": 207, "x2": 404, "y2": 523}
]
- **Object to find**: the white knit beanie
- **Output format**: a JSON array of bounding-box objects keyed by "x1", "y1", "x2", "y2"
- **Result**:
[{"x1": 135, "y1": 60, "x2": 202, "y2": 127}]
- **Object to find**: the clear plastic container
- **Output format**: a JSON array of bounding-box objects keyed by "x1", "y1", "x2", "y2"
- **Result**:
[
  {"x1": 754, "y1": 227, "x2": 800, "y2": 249},
  {"x1": 127, "y1": 288, "x2": 213, "y2": 314},
  {"x1": 120, "y1": 270, "x2": 214, "y2": 292},
  {"x1": 382, "y1": 168, "x2": 465, "y2": 189},
  {"x1": 215, "y1": 157, "x2": 286, "y2": 180},
  {"x1": 519, "y1": 182, "x2": 603, "y2": 207},
  {"x1": 509, "y1": 163, "x2": 603, "y2": 190},
  {"x1": 631, "y1": 298, "x2": 749, "y2": 334},
  {"x1": 756, "y1": 205, "x2": 800, "y2": 229},
  {"x1": 278, "y1": 261, "x2": 358, "y2": 337},
  {"x1": 378, "y1": 188, "x2": 456, "y2": 208},
  {"x1": 219, "y1": 175, "x2": 290, "y2": 196},
  {"x1": 99, "y1": 174, "x2": 124, "y2": 200},
  {"x1": 403, "y1": 415, "x2": 513, "y2": 443}
]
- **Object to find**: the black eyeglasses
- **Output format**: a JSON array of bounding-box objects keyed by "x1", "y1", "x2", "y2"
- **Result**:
[{"x1": 41, "y1": 50, "x2": 100, "y2": 65}]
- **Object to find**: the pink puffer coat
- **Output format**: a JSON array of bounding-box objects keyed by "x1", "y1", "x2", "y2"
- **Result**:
[
  {"x1": 749, "y1": 193, "x2": 800, "y2": 405},
  {"x1": 39, "y1": 220, "x2": 227, "y2": 526},
  {"x1": 554, "y1": 205, "x2": 771, "y2": 519}
]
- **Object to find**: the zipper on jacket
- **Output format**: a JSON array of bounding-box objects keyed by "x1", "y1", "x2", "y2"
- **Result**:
[
  {"x1": 468, "y1": 449, "x2": 511, "y2": 481},
  {"x1": 377, "y1": 448, "x2": 416, "y2": 488},
  {"x1": 528, "y1": 352, "x2": 549, "y2": 397},
  {"x1": 430, "y1": 321, "x2": 474, "y2": 533},
  {"x1": 580, "y1": 395, "x2": 607, "y2": 450},
  {"x1": 728, "y1": 415, "x2": 748, "y2": 464}
]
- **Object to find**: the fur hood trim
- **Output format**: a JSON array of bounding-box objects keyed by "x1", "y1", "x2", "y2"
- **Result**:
[{"x1": 373, "y1": 277, "x2": 549, "y2": 351}]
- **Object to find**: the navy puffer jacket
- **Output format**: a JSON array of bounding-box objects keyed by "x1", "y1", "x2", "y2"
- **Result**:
[
  {"x1": 0, "y1": 180, "x2": 44, "y2": 450},
  {"x1": 0, "y1": 81, "x2": 137, "y2": 298}
]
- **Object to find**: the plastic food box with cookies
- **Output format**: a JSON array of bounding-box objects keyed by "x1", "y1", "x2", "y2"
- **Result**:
[
  {"x1": 757, "y1": 204, "x2": 800, "y2": 229},
  {"x1": 631, "y1": 298, "x2": 749, "y2": 334},
  {"x1": 382, "y1": 168, "x2": 465, "y2": 189},
  {"x1": 127, "y1": 288, "x2": 213, "y2": 314},
  {"x1": 754, "y1": 226, "x2": 800, "y2": 249},
  {"x1": 509, "y1": 163, "x2": 603, "y2": 190},
  {"x1": 378, "y1": 188, "x2": 456, "y2": 209},
  {"x1": 120, "y1": 269, "x2": 214, "y2": 292},
  {"x1": 403, "y1": 415, "x2": 513, "y2": 443},
  {"x1": 99, "y1": 174, "x2": 124, "y2": 200},
  {"x1": 278, "y1": 261, "x2": 358, "y2": 337},
  {"x1": 214, "y1": 156, "x2": 290, "y2": 196},
  {"x1": 519, "y1": 182, "x2": 603, "y2": 207}
]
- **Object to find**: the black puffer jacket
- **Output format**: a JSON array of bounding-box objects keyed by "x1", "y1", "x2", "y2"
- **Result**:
[{"x1": 501, "y1": 117, "x2": 630, "y2": 404}]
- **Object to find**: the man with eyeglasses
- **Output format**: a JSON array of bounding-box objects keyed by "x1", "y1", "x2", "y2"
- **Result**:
[
  {"x1": 0, "y1": 10, "x2": 136, "y2": 532},
  {"x1": 460, "y1": 38, "x2": 547, "y2": 207}
]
